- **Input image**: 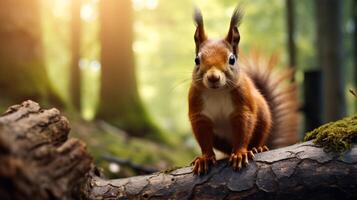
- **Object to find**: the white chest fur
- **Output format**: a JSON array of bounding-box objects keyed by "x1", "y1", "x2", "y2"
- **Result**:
[{"x1": 201, "y1": 89, "x2": 235, "y2": 140}]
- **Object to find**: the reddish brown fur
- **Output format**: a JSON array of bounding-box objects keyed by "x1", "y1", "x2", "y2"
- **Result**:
[
  {"x1": 240, "y1": 51, "x2": 299, "y2": 148},
  {"x1": 189, "y1": 66, "x2": 272, "y2": 155},
  {"x1": 199, "y1": 40, "x2": 231, "y2": 71},
  {"x1": 189, "y1": 7, "x2": 299, "y2": 174}
]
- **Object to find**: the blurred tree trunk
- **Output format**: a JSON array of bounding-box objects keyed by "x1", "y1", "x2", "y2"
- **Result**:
[
  {"x1": 315, "y1": 0, "x2": 346, "y2": 122},
  {"x1": 286, "y1": 0, "x2": 296, "y2": 81},
  {"x1": 353, "y1": 0, "x2": 357, "y2": 110},
  {"x1": 70, "y1": 0, "x2": 81, "y2": 110},
  {"x1": 97, "y1": 0, "x2": 159, "y2": 139},
  {"x1": 0, "y1": 0, "x2": 62, "y2": 106}
]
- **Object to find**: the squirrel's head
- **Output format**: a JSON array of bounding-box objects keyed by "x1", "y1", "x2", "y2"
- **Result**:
[{"x1": 192, "y1": 6, "x2": 243, "y2": 90}]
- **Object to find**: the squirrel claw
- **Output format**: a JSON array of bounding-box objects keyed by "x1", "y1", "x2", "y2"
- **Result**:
[
  {"x1": 191, "y1": 155, "x2": 216, "y2": 175},
  {"x1": 251, "y1": 145, "x2": 269, "y2": 154},
  {"x1": 229, "y1": 150, "x2": 253, "y2": 171}
]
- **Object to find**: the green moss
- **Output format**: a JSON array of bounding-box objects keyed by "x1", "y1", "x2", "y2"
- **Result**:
[{"x1": 304, "y1": 115, "x2": 357, "y2": 153}]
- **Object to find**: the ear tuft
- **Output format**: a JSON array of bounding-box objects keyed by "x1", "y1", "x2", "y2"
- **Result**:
[
  {"x1": 193, "y1": 7, "x2": 207, "y2": 54},
  {"x1": 226, "y1": 5, "x2": 244, "y2": 56},
  {"x1": 194, "y1": 7, "x2": 204, "y2": 28},
  {"x1": 230, "y1": 5, "x2": 244, "y2": 28}
]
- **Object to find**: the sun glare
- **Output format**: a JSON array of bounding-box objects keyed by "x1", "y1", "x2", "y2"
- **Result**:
[
  {"x1": 80, "y1": 3, "x2": 97, "y2": 22},
  {"x1": 132, "y1": 0, "x2": 159, "y2": 11}
]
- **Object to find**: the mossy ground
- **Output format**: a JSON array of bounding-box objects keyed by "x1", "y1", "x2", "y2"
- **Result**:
[
  {"x1": 69, "y1": 118, "x2": 196, "y2": 178},
  {"x1": 304, "y1": 115, "x2": 357, "y2": 153}
]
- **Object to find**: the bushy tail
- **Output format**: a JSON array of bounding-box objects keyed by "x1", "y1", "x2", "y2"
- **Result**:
[{"x1": 240, "y1": 50, "x2": 300, "y2": 148}]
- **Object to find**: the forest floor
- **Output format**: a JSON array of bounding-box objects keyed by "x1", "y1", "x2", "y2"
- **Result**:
[{"x1": 69, "y1": 117, "x2": 196, "y2": 178}]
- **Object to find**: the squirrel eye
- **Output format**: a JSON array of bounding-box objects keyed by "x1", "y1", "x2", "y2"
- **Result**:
[
  {"x1": 228, "y1": 54, "x2": 236, "y2": 65},
  {"x1": 195, "y1": 56, "x2": 200, "y2": 65}
]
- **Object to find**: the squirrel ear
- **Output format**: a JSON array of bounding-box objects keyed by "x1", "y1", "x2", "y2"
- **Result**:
[
  {"x1": 193, "y1": 8, "x2": 207, "y2": 54},
  {"x1": 225, "y1": 6, "x2": 243, "y2": 56}
]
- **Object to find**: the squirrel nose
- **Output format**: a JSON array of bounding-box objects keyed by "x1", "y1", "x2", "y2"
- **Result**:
[{"x1": 207, "y1": 74, "x2": 220, "y2": 83}]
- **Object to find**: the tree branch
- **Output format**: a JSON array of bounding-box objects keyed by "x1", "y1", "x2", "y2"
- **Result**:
[{"x1": 84, "y1": 142, "x2": 357, "y2": 200}]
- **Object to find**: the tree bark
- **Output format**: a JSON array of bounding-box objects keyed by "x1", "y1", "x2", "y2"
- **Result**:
[
  {"x1": 0, "y1": 100, "x2": 92, "y2": 200},
  {"x1": 70, "y1": 0, "x2": 82, "y2": 110},
  {"x1": 97, "y1": 0, "x2": 159, "y2": 138},
  {"x1": 315, "y1": 0, "x2": 346, "y2": 122},
  {"x1": 0, "y1": 101, "x2": 356, "y2": 200},
  {"x1": 0, "y1": 0, "x2": 62, "y2": 106},
  {"x1": 84, "y1": 142, "x2": 357, "y2": 200}
]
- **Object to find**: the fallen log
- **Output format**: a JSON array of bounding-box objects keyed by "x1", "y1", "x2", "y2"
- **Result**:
[
  {"x1": 0, "y1": 100, "x2": 92, "y2": 200},
  {"x1": 0, "y1": 101, "x2": 356, "y2": 200}
]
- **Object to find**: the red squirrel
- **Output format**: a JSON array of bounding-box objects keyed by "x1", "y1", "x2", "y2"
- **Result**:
[{"x1": 189, "y1": 6, "x2": 299, "y2": 174}]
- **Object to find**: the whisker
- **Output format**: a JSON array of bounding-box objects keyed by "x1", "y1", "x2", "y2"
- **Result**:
[
  {"x1": 194, "y1": 78, "x2": 203, "y2": 82},
  {"x1": 170, "y1": 78, "x2": 192, "y2": 92},
  {"x1": 169, "y1": 76, "x2": 204, "y2": 94},
  {"x1": 226, "y1": 79, "x2": 236, "y2": 88}
]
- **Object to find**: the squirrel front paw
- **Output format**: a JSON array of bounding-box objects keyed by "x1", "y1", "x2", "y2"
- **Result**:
[
  {"x1": 191, "y1": 154, "x2": 216, "y2": 174},
  {"x1": 229, "y1": 150, "x2": 255, "y2": 171}
]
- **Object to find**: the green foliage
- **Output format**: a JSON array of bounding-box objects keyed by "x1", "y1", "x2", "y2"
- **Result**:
[{"x1": 304, "y1": 115, "x2": 357, "y2": 153}]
